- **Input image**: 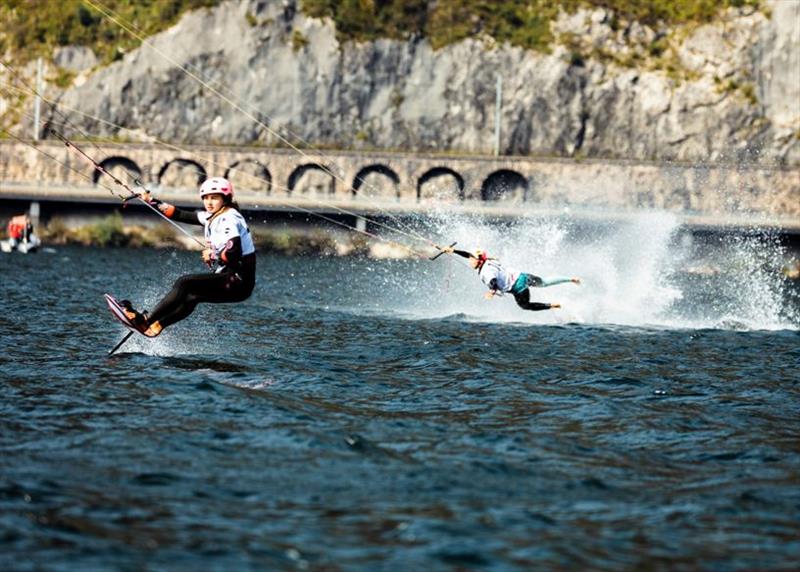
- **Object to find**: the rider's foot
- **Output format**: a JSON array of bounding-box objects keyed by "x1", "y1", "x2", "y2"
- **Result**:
[
  {"x1": 119, "y1": 300, "x2": 150, "y2": 334},
  {"x1": 142, "y1": 320, "x2": 163, "y2": 338}
]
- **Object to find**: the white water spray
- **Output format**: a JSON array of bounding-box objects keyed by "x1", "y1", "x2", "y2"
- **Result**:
[{"x1": 403, "y1": 211, "x2": 796, "y2": 331}]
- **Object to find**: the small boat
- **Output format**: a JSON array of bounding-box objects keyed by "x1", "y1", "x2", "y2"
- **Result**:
[
  {"x1": 2, "y1": 214, "x2": 41, "y2": 253},
  {"x1": 1, "y1": 235, "x2": 41, "y2": 253}
]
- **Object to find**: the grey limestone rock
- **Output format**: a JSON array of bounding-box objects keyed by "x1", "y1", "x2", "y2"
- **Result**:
[
  {"x1": 53, "y1": 46, "x2": 98, "y2": 73},
  {"x1": 42, "y1": 0, "x2": 800, "y2": 165}
]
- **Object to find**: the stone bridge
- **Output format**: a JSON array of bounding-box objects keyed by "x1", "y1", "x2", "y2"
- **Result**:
[{"x1": 0, "y1": 140, "x2": 798, "y2": 230}]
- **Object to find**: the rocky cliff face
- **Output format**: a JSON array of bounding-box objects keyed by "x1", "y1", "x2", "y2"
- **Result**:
[{"x1": 35, "y1": 0, "x2": 800, "y2": 165}]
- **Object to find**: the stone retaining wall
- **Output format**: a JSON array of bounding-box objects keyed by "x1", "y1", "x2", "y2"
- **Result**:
[{"x1": 1, "y1": 140, "x2": 797, "y2": 219}]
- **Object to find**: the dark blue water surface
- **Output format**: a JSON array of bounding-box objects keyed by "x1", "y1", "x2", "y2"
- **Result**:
[{"x1": 1, "y1": 246, "x2": 799, "y2": 571}]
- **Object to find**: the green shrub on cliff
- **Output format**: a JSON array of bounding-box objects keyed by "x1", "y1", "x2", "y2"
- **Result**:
[
  {"x1": 302, "y1": 0, "x2": 428, "y2": 43},
  {"x1": 0, "y1": 0, "x2": 221, "y2": 65},
  {"x1": 302, "y1": 0, "x2": 760, "y2": 52},
  {"x1": 0, "y1": 0, "x2": 761, "y2": 67}
]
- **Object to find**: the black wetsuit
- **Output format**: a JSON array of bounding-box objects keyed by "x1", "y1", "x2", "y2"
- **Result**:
[{"x1": 148, "y1": 206, "x2": 256, "y2": 328}]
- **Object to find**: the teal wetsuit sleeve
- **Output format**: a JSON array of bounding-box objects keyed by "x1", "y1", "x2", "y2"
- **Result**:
[{"x1": 539, "y1": 276, "x2": 573, "y2": 287}]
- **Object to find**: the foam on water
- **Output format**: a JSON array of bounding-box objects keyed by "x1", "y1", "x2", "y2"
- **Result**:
[
  {"x1": 117, "y1": 328, "x2": 198, "y2": 357},
  {"x1": 106, "y1": 208, "x2": 797, "y2": 363},
  {"x1": 400, "y1": 210, "x2": 797, "y2": 331}
]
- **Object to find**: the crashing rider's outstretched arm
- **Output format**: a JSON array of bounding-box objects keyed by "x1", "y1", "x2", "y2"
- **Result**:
[{"x1": 450, "y1": 249, "x2": 473, "y2": 259}]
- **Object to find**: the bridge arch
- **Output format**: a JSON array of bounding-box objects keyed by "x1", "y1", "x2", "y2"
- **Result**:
[
  {"x1": 352, "y1": 164, "x2": 400, "y2": 199},
  {"x1": 481, "y1": 169, "x2": 529, "y2": 202},
  {"x1": 157, "y1": 158, "x2": 207, "y2": 190},
  {"x1": 417, "y1": 167, "x2": 465, "y2": 202},
  {"x1": 93, "y1": 156, "x2": 142, "y2": 186},
  {"x1": 225, "y1": 159, "x2": 272, "y2": 194},
  {"x1": 288, "y1": 163, "x2": 336, "y2": 197}
]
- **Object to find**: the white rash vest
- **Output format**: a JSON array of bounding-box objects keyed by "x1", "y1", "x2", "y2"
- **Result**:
[
  {"x1": 197, "y1": 208, "x2": 255, "y2": 260},
  {"x1": 478, "y1": 260, "x2": 519, "y2": 294}
]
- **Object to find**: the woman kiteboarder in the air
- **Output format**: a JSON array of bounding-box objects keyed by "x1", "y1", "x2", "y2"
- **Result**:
[{"x1": 108, "y1": 177, "x2": 256, "y2": 337}]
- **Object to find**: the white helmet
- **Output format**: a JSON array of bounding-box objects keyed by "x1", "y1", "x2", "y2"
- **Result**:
[{"x1": 199, "y1": 177, "x2": 233, "y2": 198}]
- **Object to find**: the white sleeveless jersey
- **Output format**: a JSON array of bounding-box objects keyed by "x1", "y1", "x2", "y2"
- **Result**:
[
  {"x1": 197, "y1": 208, "x2": 255, "y2": 257},
  {"x1": 478, "y1": 260, "x2": 519, "y2": 294}
]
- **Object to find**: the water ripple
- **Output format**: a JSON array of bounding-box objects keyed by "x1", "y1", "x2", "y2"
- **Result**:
[{"x1": 0, "y1": 247, "x2": 798, "y2": 570}]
